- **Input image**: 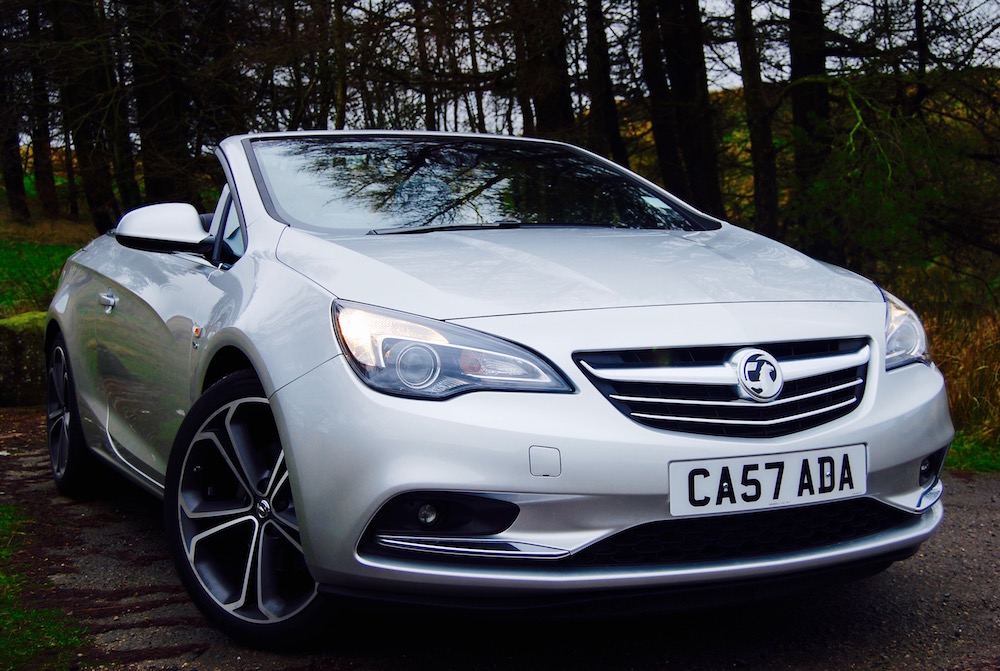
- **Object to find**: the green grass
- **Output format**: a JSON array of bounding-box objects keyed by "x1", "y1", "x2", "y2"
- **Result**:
[
  {"x1": 0, "y1": 241, "x2": 79, "y2": 319},
  {"x1": 0, "y1": 505, "x2": 88, "y2": 671},
  {"x1": 945, "y1": 433, "x2": 1000, "y2": 473}
]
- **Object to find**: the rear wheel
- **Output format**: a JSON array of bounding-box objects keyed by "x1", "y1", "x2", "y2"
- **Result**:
[
  {"x1": 46, "y1": 333, "x2": 92, "y2": 495},
  {"x1": 164, "y1": 370, "x2": 324, "y2": 648}
]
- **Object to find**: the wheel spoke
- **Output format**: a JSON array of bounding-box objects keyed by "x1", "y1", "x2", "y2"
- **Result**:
[
  {"x1": 179, "y1": 431, "x2": 254, "y2": 519},
  {"x1": 50, "y1": 348, "x2": 66, "y2": 408},
  {"x1": 223, "y1": 397, "x2": 276, "y2": 497},
  {"x1": 189, "y1": 514, "x2": 260, "y2": 612},
  {"x1": 256, "y1": 520, "x2": 315, "y2": 620},
  {"x1": 48, "y1": 414, "x2": 68, "y2": 476},
  {"x1": 269, "y1": 469, "x2": 301, "y2": 537},
  {"x1": 189, "y1": 513, "x2": 258, "y2": 558},
  {"x1": 209, "y1": 410, "x2": 257, "y2": 493},
  {"x1": 261, "y1": 450, "x2": 286, "y2": 500}
]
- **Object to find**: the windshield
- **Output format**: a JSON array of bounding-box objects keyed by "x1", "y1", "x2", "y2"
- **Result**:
[{"x1": 248, "y1": 135, "x2": 713, "y2": 233}]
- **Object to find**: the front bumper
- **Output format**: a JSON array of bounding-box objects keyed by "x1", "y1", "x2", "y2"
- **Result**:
[{"x1": 270, "y1": 340, "x2": 951, "y2": 599}]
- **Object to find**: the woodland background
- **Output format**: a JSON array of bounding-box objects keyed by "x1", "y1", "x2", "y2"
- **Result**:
[{"x1": 0, "y1": 0, "x2": 999, "y2": 457}]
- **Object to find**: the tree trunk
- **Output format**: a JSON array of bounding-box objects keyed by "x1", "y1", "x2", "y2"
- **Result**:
[
  {"x1": 102, "y1": 3, "x2": 142, "y2": 212},
  {"x1": 636, "y1": 0, "x2": 690, "y2": 200},
  {"x1": 734, "y1": 0, "x2": 778, "y2": 239},
  {"x1": 412, "y1": 0, "x2": 437, "y2": 131},
  {"x1": 0, "y1": 0, "x2": 30, "y2": 222},
  {"x1": 467, "y1": 0, "x2": 487, "y2": 133},
  {"x1": 788, "y1": 0, "x2": 838, "y2": 262},
  {"x1": 50, "y1": 0, "x2": 119, "y2": 233},
  {"x1": 788, "y1": 0, "x2": 830, "y2": 190},
  {"x1": 657, "y1": 0, "x2": 725, "y2": 218},
  {"x1": 333, "y1": 0, "x2": 348, "y2": 130},
  {"x1": 125, "y1": 0, "x2": 198, "y2": 205},
  {"x1": 62, "y1": 122, "x2": 78, "y2": 220},
  {"x1": 511, "y1": 0, "x2": 575, "y2": 137},
  {"x1": 0, "y1": 103, "x2": 31, "y2": 222},
  {"x1": 511, "y1": 13, "x2": 536, "y2": 136},
  {"x1": 907, "y1": 0, "x2": 930, "y2": 116},
  {"x1": 28, "y1": 2, "x2": 58, "y2": 218},
  {"x1": 585, "y1": 0, "x2": 629, "y2": 167}
]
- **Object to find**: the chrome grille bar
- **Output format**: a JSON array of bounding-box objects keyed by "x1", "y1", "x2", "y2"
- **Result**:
[
  {"x1": 631, "y1": 398, "x2": 859, "y2": 427},
  {"x1": 576, "y1": 338, "x2": 871, "y2": 438},
  {"x1": 581, "y1": 345, "x2": 870, "y2": 385},
  {"x1": 610, "y1": 378, "x2": 863, "y2": 408}
]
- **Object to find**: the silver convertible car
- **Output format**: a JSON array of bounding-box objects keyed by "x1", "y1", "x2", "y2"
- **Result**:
[{"x1": 46, "y1": 131, "x2": 953, "y2": 646}]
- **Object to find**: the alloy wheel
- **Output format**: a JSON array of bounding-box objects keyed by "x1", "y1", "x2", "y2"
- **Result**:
[{"x1": 175, "y1": 395, "x2": 317, "y2": 624}]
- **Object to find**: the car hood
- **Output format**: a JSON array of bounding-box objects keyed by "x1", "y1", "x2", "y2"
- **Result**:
[{"x1": 275, "y1": 224, "x2": 881, "y2": 319}]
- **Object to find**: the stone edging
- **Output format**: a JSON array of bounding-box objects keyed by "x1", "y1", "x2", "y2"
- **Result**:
[{"x1": 0, "y1": 311, "x2": 46, "y2": 407}]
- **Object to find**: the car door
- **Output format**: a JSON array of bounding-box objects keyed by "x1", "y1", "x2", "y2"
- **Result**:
[{"x1": 91, "y1": 209, "x2": 222, "y2": 489}]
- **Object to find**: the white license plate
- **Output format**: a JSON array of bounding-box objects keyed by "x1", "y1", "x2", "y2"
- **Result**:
[{"x1": 668, "y1": 445, "x2": 867, "y2": 517}]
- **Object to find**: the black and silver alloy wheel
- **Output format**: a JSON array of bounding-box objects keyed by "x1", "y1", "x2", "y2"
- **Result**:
[
  {"x1": 165, "y1": 370, "x2": 323, "y2": 647},
  {"x1": 46, "y1": 334, "x2": 91, "y2": 495}
]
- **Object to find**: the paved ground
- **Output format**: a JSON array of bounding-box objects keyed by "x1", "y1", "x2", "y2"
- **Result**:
[{"x1": 1, "y1": 406, "x2": 998, "y2": 671}]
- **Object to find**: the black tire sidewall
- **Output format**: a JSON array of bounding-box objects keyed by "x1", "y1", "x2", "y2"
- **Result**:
[{"x1": 47, "y1": 333, "x2": 92, "y2": 495}]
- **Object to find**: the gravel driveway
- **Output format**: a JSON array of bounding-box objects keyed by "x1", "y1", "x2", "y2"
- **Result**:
[{"x1": 1, "y1": 406, "x2": 998, "y2": 671}]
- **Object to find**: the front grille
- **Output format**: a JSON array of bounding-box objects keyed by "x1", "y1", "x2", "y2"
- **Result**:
[
  {"x1": 575, "y1": 338, "x2": 870, "y2": 438},
  {"x1": 564, "y1": 498, "x2": 914, "y2": 567}
]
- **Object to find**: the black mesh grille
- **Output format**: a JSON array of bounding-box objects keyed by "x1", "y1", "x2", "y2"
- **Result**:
[{"x1": 564, "y1": 498, "x2": 914, "y2": 567}]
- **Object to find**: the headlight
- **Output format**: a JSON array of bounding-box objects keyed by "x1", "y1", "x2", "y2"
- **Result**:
[
  {"x1": 882, "y1": 289, "x2": 929, "y2": 370},
  {"x1": 333, "y1": 301, "x2": 573, "y2": 399}
]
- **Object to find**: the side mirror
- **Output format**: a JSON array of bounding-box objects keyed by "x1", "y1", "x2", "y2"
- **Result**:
[{"x1": 115, "y1": 203, "x2": 213, "y2": 255}]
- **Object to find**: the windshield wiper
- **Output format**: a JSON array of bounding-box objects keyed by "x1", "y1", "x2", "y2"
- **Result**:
[{"x1": 367, "y1": 221, "x2": 522, "y2": 235}]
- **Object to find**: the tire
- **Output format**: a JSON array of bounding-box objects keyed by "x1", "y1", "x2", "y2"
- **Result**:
[
  {"x1": 46, "y1": 333, "x2": 93, "y2": 496},
  {"x1": 164, "y1": 370, "x2": 325, "y2": 648}
]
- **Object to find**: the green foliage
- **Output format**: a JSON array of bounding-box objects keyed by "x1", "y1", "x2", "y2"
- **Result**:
[
  {"x1": 946, "y1": 434, "x2": 1000, "y2": 473},
  {"x1": 922, "y1": 309, "x2": 1000, "y2": 448},
  {"x1": 0, "y1": 241, "x2": 78, "y2": 319},
  {"x1": 757, "y1": 68, "x2": 1000, "y2": 299},
  {"x1": 0, "y1": 505, "x2": 88, "y2": 671}
]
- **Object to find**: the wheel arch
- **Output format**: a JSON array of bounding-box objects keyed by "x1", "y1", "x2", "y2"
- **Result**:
[
  {"x1": 44, "y1": 316, "x2": 63, "y2": 355},
  {"x1": 201, "y1": 345, "x2": 260, "y2": 394}
]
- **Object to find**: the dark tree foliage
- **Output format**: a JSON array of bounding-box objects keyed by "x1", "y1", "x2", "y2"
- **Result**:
[{"x1": 0, "y1": 0, "x2": 996, "y2": 307}]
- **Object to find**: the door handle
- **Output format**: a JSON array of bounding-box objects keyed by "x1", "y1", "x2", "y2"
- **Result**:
[{"x1": 99, "y1": 290, "x2": 118, "y2": 314}]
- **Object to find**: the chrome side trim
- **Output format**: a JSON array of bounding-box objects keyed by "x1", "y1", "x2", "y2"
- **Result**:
[
  {"x1": 104, "y1": 407, "x2": 165, "y2": 491},
  {"x1": 376, "y1": 535, "x2": 569, "y2": 559},
  {"x1": 916, "y1": 479, "x2": 944, "y2": 511}
]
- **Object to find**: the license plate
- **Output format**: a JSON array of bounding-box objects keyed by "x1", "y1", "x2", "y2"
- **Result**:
[{"x1": 668, "y1": 445, "x2": 867, "y2": 517}]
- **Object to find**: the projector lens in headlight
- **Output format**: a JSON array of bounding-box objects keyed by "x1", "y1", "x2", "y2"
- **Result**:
[{"x1": 393, "y1": 343, "x2": 440, "y2": 389}]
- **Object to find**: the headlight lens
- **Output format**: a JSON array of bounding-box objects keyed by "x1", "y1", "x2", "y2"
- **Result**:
[
  {"x1": 333, "y1": 301, "x2": 573, "y2": 399},
  {"x1": 882, "y1": 289, "x2": 929, "y2": 370}
]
